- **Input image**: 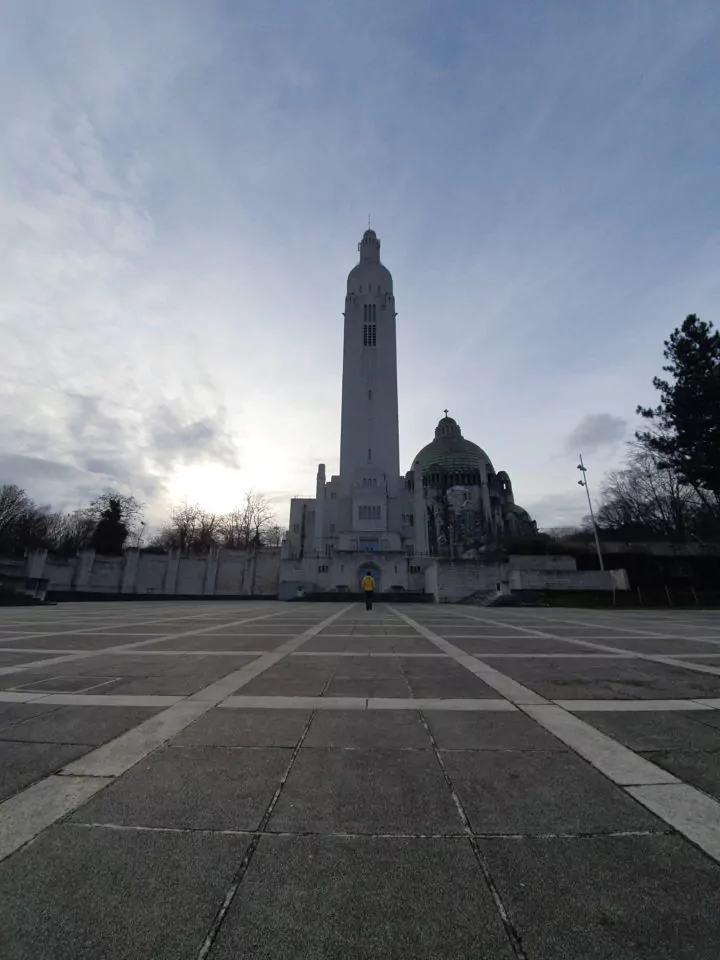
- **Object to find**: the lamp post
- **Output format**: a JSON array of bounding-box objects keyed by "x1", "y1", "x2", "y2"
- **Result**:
[{"x1": 577, "y1": 454, "x2": 604, "y2": 571}]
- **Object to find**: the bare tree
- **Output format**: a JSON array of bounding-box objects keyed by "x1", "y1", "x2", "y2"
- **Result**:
[
  {"x1": 150, "y1": 502, "x2": 221, "y2": 553},
  {"x1": 0, "y1": 485, "x2": 31, "y2": 543},
  {"x1": 262, "y1": 523, "x2": 284, "y2": 547},
  {"x1": 53, "y1": 510, "x2": 96, "y2": 556},
  {"x1": 218, "y1": 491, "x2": 277, "y2": 550},
  {"x1": 596, "y1": 447, "x2": 702, "y2": 540},
  {"x1": 148, "y1": 491, "x2": 280, "y2": 555},
  {"x1": 195, "y1": 510, "x2": 221, "y2": 552}
]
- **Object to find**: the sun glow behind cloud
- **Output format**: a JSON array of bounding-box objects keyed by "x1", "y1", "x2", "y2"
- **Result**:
[
  {"x1": 3, "y1": 1, "x2": 720, "y2": 531},
  {"x1": 165, "y1": 464, "x2": 246, "y2": 516}
]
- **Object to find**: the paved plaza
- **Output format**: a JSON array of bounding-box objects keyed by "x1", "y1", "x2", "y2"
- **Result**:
[{"x1": 0, "y1": 601, "x2": 719, "y2": 958}]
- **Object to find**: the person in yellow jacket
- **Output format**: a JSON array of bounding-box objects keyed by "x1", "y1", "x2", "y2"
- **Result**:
[{"x1": 361, "y1": 572, "x2": 375, "y2": 610}]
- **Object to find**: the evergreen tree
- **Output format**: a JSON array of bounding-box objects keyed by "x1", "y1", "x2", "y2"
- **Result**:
[
  {"x1": 636, "y1": 314, "x2": 720, "y2": 499},
  {"x1": 89, "y1": 498, "x2": 129, "y2": 555}
]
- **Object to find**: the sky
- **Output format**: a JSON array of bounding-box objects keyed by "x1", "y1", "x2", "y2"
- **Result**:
[{"x1": 3, "y1": 0, "x2": 720, "y2": 532}]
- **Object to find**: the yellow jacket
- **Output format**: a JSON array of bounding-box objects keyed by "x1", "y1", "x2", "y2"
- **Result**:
[{"x1": 361, "y1": 575, "x2": 375, "y2": 592}]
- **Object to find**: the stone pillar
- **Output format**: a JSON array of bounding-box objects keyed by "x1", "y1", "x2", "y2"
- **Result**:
[
  {"x1": 314, "y1": 463, "x2": 326, "y2": 558},
  {"x1": 480, "y1": 465, "x2": 492, "y2": 535},
  {"x1": 121, "y1": 549, "x2": 139, "y2": 594},
  {"x1": 164, "y1": 549, "x2": 180, "y2": 595},
  {"x1": 25, "y1": 549, "x2": 48, "y2": 580},
  {"x1": 73, "y1": 550, "x2": 96, "y2": 591},
  {"x1": 247, "y1": 549, "x2": 257, "y2": 595},
  {"x1": 204, "y1": 547, "x2": 219, "y2": 596},
  {"x1": 413, "y1": 462, "x2": 428, "y2": 556}
]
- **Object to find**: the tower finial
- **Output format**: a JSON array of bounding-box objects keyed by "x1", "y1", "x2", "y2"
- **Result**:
[
  {"x1": 368, "y1": 213, "x2": 371, "y2": 229},
  {"x1": 443, "y1": 408, "x2": 449, "y2": 418}
]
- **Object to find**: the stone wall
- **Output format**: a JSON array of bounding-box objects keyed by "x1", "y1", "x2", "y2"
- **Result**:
[
  {"x1": 23, "y1": 547, "x2": 282, "y2": 598},
  {"x1": 509, "y1": 568, "x2": 630, "y2": 592},
  {"x1": 431, "y1": 560, "x2": 500, "y2": 603},
  {"x1": 430, "y1": 555, "x2": 629, "y2": 603}
]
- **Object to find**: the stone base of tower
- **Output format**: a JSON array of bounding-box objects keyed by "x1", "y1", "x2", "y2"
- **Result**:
[{"x1": 278, "y1": 552, "x2": 432, "y2": 600}]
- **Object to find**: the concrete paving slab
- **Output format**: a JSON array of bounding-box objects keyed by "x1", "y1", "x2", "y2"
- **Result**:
[
  {"x1": 426, "y1": 711, "x2": 569, "y2": 751},
  {"x1": 0, "y1": 741, "x2": 88, "y2": 801},
  {"x1": 586, "y1": 637, "x2": 720, "y2": 654},
  {"x1": 220, "y1": 695, "x2": 367, "y2": 709},
  {"x1": 579, "y1": 711, "x2": 720, "y2": 751},
  {"x1": 641, "y1": 750, "x2": 720, "y2": 803},
  {"x1": 556, "y1": 698, "x2": 709, "y2": 711},
  {"x1": 317, "y1": 657, "x2": 405, "y2": 679},
  {"x1": 1, "y1": 603, "x2": 719, "y2": 955},
  {"x1": 523, "y1": 704, "x2": 679, "y2": 786},
  {"x1": 0, "y1": 702, "x2": 61, "y2": 731},
  {"x1": 147, "y1": 635, "x2": 283, "y2": 651},
  {"x1": 443, "y1": 750, "x2": 661, "y2": 834},
  {"x1": 304, "y1": 711, "x2": 430, "y2": 749},
  {"x1": 69, "y1": 745, "x2": 290, "y2": 830},
  {"x1": 0, "y1": 705, "x2": 162, "y2": 745},
  {"x1": 107, "y1": 675, "x2": 219, "y2": 695},
  {"x1": 486, "y1": 657, "x2": 720, "y2": 700},
  {"x1": 324, "y1": 678, "x2": 411, "y2": 698},
  {"x1": 37, "y1": 693, "x2": 183, "y2": 706},
  {"x1": 691, "y1": 707, "x2": 720, "y2": 727},
  {"x1": 62, "y1": 700, "x2": 212, "y2": 778},
  {"x1": 405, "y1": 674, "x2": 504, "y2": 698},
  {"x1": 270, "y1": 747, "x2": 460, "y2": 834},
  {"x1": 0, "y1": 824, "x2": 249, "y2": 960},
  {"x1": 0, "y1": 652, "x2": 62, "y2": 667},
  {"x1": 480, "y1": 834, "x2": 720, "y2": 959},
  {"x1": 389, "y1": 639, "x2": 442, "y2": 654},
  {"x1": 210, "y1": 835, "x2": 515, "y2": 959},
  {"x1": 40, "y1": 654, "x2": 220, "y2": 676},
  {"x1": 369, "y1": 698, "x2": 515, "y2": 711},
  {"x1": 9, "y1": 675, "x2": 121, "y2": 694},
  {"x1": 172, "y1": 707, "x2": 313, "y2": 747},
  {"x1": 678, "y1": 655, "x2": 720, "y2": 664},
  {"x1": 0, "y1": 634, "x2": 152, "y2": 650},
  {"x1": 445, "y1": 635, "x2": 605, "y2": 654}
]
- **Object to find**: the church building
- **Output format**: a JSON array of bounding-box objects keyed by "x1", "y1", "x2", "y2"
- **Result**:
[{"x1": 279, "y1": 229, "x2": 536, "y2": 597}]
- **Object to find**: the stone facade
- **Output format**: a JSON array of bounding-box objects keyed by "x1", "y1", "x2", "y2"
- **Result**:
[
  {"x1": 280, "y1": 228, "x2": 538, "y2": 597},
  {"x1": 18, "y1": 547, "x2": 281, "y2": 598}
]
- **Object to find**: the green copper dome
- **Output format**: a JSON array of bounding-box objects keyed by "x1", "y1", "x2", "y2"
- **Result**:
[{"x1": 413, "y1": 416, "x2": 494, "y2": 476}]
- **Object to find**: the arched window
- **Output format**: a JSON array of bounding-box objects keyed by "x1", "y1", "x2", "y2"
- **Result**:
[{"x1": 363, "y1": 323, "x2": 376, "y2": 346}]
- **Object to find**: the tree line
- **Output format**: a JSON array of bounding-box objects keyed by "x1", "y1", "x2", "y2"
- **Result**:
[
  {"x1": 0, "y1": 487, "x2": 283, "y2": 558},
  {"x1": 594, "y1": 313, "x2": 720, "y2": 542}
]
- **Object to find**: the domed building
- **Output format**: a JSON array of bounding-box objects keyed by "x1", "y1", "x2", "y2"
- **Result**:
[
  {"x1": 409, "y1": 414, "x2": 536, "y2": 559},
  {"x1": 280, "y1": 228, "x2": 537, "y2": 596}
]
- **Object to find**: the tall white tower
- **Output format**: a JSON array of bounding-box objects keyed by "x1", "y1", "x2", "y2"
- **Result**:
[{"x1": 339, "y1": 229, "x2": 400, "y2": 478}]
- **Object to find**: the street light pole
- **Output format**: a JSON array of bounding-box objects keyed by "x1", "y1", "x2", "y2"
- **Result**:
[{"x1": 577, "y1": 454, "x2": 605, "y2": 571}]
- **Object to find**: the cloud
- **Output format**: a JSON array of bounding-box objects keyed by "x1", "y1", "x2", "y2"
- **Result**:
[
  {"x1": 0, "y1": 388, "x2": 241, "y2": 518},
  {"x1": 149, "y1": 405, "x2": 239, "y2": 470},
  {"x1": 525, "y1": 491, "x2": 589, "y2": 530},
  {"x1": 565, "y1": 414, "x2": 628, "y2": 456},
  {"x1": 3, "y1": 2, "x2": 720, "y2": 528}
]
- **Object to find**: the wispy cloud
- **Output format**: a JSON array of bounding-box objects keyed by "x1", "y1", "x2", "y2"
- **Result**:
[
  {"x1": 3, "y1": 0, "x2": 720, "y2": 529},
  {"x1": 565, "y1": 414, "x2": 628, "y2": 457}
]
